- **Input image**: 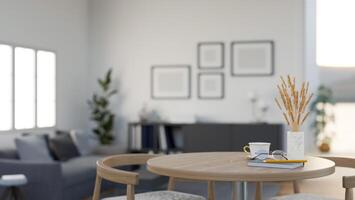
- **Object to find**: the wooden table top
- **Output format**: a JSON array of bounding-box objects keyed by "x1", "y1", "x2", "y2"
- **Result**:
[{"x1": 147, "y1": 152, "x2": 335, "y2": 182}]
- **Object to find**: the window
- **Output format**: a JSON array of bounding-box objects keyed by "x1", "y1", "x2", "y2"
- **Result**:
[
  {"x1": 0, "y1": 44, "x2": 56, "y2": 131},
  {"x1": 0, "y1": 45, "x2": 13, "y2": 131},
  {"x1": 332, "y1": 103, "x2": 355, "y2": 152},
  {"x1": 317, "y1": 0, "x2": 355, "y2": 67}
]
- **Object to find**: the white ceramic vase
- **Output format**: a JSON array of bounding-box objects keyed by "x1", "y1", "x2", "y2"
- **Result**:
[{"x1": 287, "y1": 131, "x2": 304, "y2": 160}]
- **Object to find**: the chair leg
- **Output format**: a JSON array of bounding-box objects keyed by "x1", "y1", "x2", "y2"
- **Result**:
[
  {"x1": 208, "y1": 181, "x2": 215, "y2": 200},
  {"x1": 92, "y1": 175, "x2": 102, "y2": 200},
  {"x1": 127, "y1": 184, "x2": 135, "y2": 200}
]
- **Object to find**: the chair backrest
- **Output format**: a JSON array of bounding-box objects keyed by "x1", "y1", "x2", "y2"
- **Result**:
[
  {"x1": 323, "y1": 156, "x2": 355, "y2": 200},
  {"x1": 92, "y1": 154, "x2": 158, "y2": 200}
]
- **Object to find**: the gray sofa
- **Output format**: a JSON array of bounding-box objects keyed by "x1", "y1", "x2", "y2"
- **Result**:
[{"x1": 0, "y1": 149, "x2": 114, "y2": 200}]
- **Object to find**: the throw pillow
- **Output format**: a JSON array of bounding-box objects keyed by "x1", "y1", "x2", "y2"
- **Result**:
[
  {"x1": 49, "y1": 132, "x2": 80, "y2": 161},
  {"x1": 15, "y1": 135, "x2": 54, "y2": 162},
  {"x1": 69, "y1": 130, "x2": 99, "y2": 156}
]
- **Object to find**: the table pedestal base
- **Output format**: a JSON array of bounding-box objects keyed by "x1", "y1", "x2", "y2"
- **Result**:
[{"x1": 232, "y1": 182, "x2": 247, "y2": 200}]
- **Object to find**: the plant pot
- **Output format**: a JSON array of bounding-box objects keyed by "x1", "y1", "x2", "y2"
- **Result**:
[
  {"x1": 287, "y1": 131, "x2": 304, "y2": 160},
  {"x1": 319, "y1": 143, "x2": 330, "y2": 153}
]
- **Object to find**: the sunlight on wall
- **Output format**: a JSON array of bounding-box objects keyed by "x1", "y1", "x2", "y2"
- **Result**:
[{"x1": 317, "y1": 0, "x2": 355, "y2": 67}]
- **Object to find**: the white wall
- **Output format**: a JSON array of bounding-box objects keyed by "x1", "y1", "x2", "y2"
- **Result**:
[
  {"x1": 88, "y1": 0, "x2": 306, "y2": 149},
  {"x1": 304, "y1": 0, "x2": 318, "y2": 151},
  {"x1": 0, "y1": 0, "x2": 89, "y2": 147}
]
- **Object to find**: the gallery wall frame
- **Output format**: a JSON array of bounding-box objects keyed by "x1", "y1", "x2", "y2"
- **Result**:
[
  {"x1": 151, "y1": 65, "x2": 191, "y2": 99},
  {"x1": 198, "y1": 72, "x2": 225, "y2": 99},
  {"x1": 197, "y1": 42, "x2": 224, "y2": 69},
  {"x1": 231, "y1": 40, "x2": 274, "y2": 76}
]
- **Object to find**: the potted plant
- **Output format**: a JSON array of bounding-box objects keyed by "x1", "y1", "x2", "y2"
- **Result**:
[
  {"x1": 275, "y1": 75, "x2": 313, "y2": 159},
  {"x1": 88, "y1": 69, "x2": 117, "y2": 145},
  {"x1": 310, "y1": 85, "x2": 335, "y2": 152}
]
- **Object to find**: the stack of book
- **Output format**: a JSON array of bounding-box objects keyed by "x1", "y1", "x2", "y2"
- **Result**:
[
  {"x1": 248, "y1": 159, "x2": 306, "y2": 169},
  {"x1": 130, "y1": 124, "x2": 179, "y2": 152}
]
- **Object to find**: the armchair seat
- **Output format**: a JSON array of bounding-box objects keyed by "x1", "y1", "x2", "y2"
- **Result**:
[
  {"x1": 271, "y1": 193, "x2": 339, "y2": 200},
  {"x1": 93, "y1": 154, "x2": 206, "y2": 200},
  {"x1": 103, "y1": 190, "x2": 205, "y2": 200}
]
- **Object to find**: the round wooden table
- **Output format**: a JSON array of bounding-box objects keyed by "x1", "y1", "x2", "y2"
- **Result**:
[{"x1": 147, "y1": 152, "x2": 335, "y2": 200}]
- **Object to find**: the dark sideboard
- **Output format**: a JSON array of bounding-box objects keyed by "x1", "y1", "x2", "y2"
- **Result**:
[{"x1": 128, "y1": 123, "x2": 285, "y2": 153}]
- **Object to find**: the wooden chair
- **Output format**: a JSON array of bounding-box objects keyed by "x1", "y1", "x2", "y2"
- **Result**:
[
  {"x1": 92, "y1": 154, "x2": 206, "y2": 200},
  {"x1": 271, "y1": 156, "x2": 355, "y2": 200}
]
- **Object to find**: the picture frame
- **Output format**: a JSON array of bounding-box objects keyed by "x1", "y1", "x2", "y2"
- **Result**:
[
  {"x1": 151, "y1": 65, "x2": 191, "y2": 99},
  {"x1": 231, "y1": 40, "x2": 274, "y2": 76},
  {"x1": 198, "y1": 72, "x2": 224, "y2": 99},
  {"x1": 198, "y1": 42, "x2": 224, "y2": 69}
]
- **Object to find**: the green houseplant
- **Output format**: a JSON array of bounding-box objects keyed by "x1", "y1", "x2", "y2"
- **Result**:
[
  {"x1": 88, "y1": 69, "x2": 117, "y2": 145},
  {"x1": 310, "y1": 85, "x2": 335, "y2": 152}
]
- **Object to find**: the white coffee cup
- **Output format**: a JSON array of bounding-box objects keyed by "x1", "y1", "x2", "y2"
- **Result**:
[{"x1": 243, "y1": 142, "x2": 271, "y2": 159}]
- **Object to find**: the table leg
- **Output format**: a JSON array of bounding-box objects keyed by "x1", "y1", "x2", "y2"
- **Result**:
[
  {"x1": 168, "y1": 177, "x2": 175, "y2": 191},
  {"x1": 292, "y1": 181, "x2": 300, "y2": 193},
  {"x1": 232, "y1": 182, "x2": 248, "y2": 200},
  {"x1": 255, "y1": 182, "x2": 262, "y2": 200},
  {"x1": 243, "y1": 182, "x2": 247, "y2": 200},
  {"x1": 232, "y1": 182, "x2": 237, "y2": 200},
  {"x1": 208, "y1": 181, "x2": 215, "y2": 200}
]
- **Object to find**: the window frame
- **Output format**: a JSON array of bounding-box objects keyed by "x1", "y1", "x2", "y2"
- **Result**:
[{"x1": 0, "y1": 41, "x2": 57, "y2": 132}]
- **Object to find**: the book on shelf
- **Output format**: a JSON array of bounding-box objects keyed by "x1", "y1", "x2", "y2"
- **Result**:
[
  {"x1": 158, "y1": 125, "x2": 168, "y2": 151},
  {"x1": 130, "y1": 125, "x2": 143, "y2": 150},
  {"x1": 142, "y1": 125, "x2": 154, "y2": 149},
  {"x1": 129, "y1": 123, "x2": 179, "y2": 152},
  {"x1": 248, "y1": 160, "x2": 304, "y2": 169}
]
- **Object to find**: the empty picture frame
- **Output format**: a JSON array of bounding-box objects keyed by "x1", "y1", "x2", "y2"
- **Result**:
[
  {"x1": 151, "y1": 65, "x2": 191, "y2": 99},
  {"x1": 231, "y1": 41, "x2": 274, "y2": 76},
  {"x1": 198, "y1": 72, "x2": 224, "y2": 99},
  {"x1": 198, "y1": 42, "x2": 224, "y2": 69}
]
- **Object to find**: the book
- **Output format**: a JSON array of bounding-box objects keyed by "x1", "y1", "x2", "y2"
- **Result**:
[
  {"x1": 142, "y1": 125, "x2": 154, "y2": 149},
  {"x1": 248, "y1": 160, "x2": 304, "y2": 169},
  {"x1": 158, "y1": 125, "x2": 168, "y2": 151}
]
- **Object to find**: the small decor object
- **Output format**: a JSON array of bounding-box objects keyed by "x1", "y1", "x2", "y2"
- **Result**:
[
  {"x1": 231, "y1": 41, "x2": 274, "y2": 76},
  {"x1": 198, "y1": 42, "x2": 224, "y2": 69},
  {"x1": 88, "y1": 69, "x2": 117, "y2": 145},
  {"x1": 198, "y1": 73, "x2": 224, "y2": 99},
  {"x1": 138, "y1": 103, "x2": 163, "y2": 122},
  {"x1": 0, "y1": 174, "x2": 27, "y2": 200},
  {"x1": 247, "y1": 92, "x2": 269, "y2": 122},
  {"x1": 275, "y1": 75, "x2": 313, "y2": 160},
  {"x1": 310, "y1": 85, "x2": 335, "y2": 153},
  {"x1": 151, "y1": 65, "x2": 191, "y2": 99},
  {"x1": 257, "y1": 100, "x2": 269, "y2": 122}
]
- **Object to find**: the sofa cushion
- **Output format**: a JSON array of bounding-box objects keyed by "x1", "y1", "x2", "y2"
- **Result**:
[
  {"x1": 0, "y1": 149, "x2": 18, "y2": 159},
  {"x1": 49, "y1": 133, "x2": 80, "y2": 161},
  {"x1": 61, "y1": 155, "x2": 103, "y2": 187},
  {"x1": 70, "y1": 130, "x2": 98, "y2": 156},
  {"x1": 15, "y1": 135, "x2": 53, "y2": 162}
]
